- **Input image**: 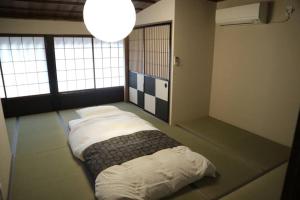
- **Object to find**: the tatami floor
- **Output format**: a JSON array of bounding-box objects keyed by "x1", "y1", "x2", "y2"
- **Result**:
[{"x1": 5, "y1": 102, "x2": 290, "y2": 200}]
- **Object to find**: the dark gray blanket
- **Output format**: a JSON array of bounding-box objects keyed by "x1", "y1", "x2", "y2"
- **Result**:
[{"x1": 83, "y1": 130, "x2": 181, "y2": 180}]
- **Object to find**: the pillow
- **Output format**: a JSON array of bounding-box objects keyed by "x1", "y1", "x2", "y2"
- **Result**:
[
  {"x1": 76, "y1": 105, "x2": 121, "y2": 118},
  {"x1": 95, "y1": 146, "x2": 216, "y2": 200}
]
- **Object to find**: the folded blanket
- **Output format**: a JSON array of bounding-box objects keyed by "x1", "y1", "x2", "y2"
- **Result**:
[{"x1": 83, "y1": 130, "x2": 181, "y2": 180}]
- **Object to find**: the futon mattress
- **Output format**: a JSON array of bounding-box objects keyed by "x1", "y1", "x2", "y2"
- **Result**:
[{"x1": 68, "y1": 106, "x2": 216, "y2": 200}]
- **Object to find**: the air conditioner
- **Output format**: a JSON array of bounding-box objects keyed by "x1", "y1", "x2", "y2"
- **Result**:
[{"x1": 216, "y1": 2, "x2": 269, "y2": 26}]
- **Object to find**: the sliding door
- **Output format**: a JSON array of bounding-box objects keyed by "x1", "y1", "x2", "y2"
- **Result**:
[
  {"x1": 128, "y1": 23, "x2": 171, "y2": 122},
  {"x1": 0, "y1": 35, "x2": 125, "y2": 117}
]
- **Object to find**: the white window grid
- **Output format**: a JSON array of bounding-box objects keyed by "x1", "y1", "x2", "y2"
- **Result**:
[
  {"x1": 54, "y1": 37, "x2": 95, "y2": 92},
  {"x1": 93, "y1": 38, "x2": 125, "y2": 88},
  {"x1": 55, "y1": 37, "x2": 125, "y2": 92},
  {"x1": 0, "y1": 37, "x2": 50, "y2": 98}
]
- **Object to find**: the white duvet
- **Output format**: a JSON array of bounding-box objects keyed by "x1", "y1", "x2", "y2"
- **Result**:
[
  {"x1": 69, "y1": 109, "x2": 157, "y2": 160},
  {"x1": 96, "y1": 146, "x2": 216, "y2": 200},
  {"x1": 68, "y1": 106, "x2": 216, "y2": 200}
]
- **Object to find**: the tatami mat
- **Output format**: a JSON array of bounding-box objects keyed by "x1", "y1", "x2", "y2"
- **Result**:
[
  {"x1": 178, "y1": 117, "x2": 290, "y2": 171},
  {"x1": 17, "y1": 113, "x2": 67, "y2": 157},
  {"x1": 220, "y1": 163, "x2": 288, "y2": 200},
  {"x1": 6, "y1": 102, "x2": 289, "y2": 200},
  {"x1": 11, "y1": 112, "x2": 94, "y2": 200},
  {"x1": 59, "y1": 109, "x2": 80, "y2": 126}
]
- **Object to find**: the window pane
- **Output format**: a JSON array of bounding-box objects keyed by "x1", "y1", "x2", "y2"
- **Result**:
[
  {"x1": 6, "y1": 86, "x2": 18, "y2": 97},
  {"x1": 93, "y1": 39, "x2": 125, "y2": 88},
  {"x1": 75, "y1": 48, "x2": 83, "y2": 59},
  {"x1": 111, "y1": 48, "x2": 118, "y2": 58},
  {"x1": 10, "y1": 37, "x2": 23, "y2": 49},
  {"x1": 64, "y1": 37, "x2": 74, "y2": 48},
  {"x1": 54, "y1": 37, "x2": 95, "y2": 92},
  {"x1": 54, "y1": 37, "x2": 64, "y2": 49},
  {"x1": 0, "y1": 37, "x2": 10, "y2": 49},
  {"x1": 65, "y1": 49, "x2": 75, "y2": 59},
  {"x1": 35, "y1": 49, "x2": 46, "y2": 60},
  {"x1": 0, "y1": 50, "x2": 12, "y2": 62},
  {"x1": 93, "y1": 39, "x2": 102, "y2": 48},
  {"x1": 0, "y1": 36, "x2": 50, "y2": 98},
  {"x1": 74, "y1": 38, "x2": 83, "y2": 48},
  {"x1": 36, "y1": 61, "x2": 47, "y2": 72},
  {"x1": 34, "y1": 37, "x2": 45, "y2": 49},
  {"x1": 22, "y1": 37, "x2": 34, "y2": 49},
  {"x1": 102, "y1": 48, "x2": 110, "y2": 58},
  {"x1": 24, "y1": 49, "x2": 36, "y2": 61},
  {"x1": 2, "y1": 62, "x2": 14, "y2": 74},
  {"x1": 12, "y1": 50, "x2": 24, "y2": 62}
]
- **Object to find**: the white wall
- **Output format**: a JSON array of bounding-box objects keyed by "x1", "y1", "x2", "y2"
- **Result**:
[
  {"x1": 0, "y1": 18, "x2": 89, "y2": 34},
  {"x1": 0, "y1": 101, "x2": 11, "y2": 200},
  {"x1": 210, "y1": 0, "x2": 300, "y2": 146},
  {"x1": 136, "y1": 0, "x2": 215, "y2": 125},
  {"x1": 135, "y1": 0, "x2": 175, "y2": 26},
  {"x1": 171, "y1": 0, "x2": 216, "y2": 124}
]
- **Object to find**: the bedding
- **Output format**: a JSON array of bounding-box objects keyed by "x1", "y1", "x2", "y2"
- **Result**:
[
  {"x1": 96, "y1": 146, "x2": 216, "y2": 200},
  {"x1": 76, "y1": 105, "x2": 121, "y2": 118},
  {"x1": 69, "y1": 110, "x2": 157, "y2": 160},
  {"x1": 68, "y1": 106, "x2": 216, "y2": 200},
  {"x1": 83, "y1": 130, "x2": 181, "y2": 179}
]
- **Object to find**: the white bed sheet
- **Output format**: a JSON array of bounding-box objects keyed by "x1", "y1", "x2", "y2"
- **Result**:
[{"x1": 68, "y1": 110, "x2": 157, "y2": 160}]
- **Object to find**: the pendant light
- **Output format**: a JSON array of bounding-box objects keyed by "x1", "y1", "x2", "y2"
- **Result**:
[{"x1": 83, "y1": 0, "x2": 136, "y2": 42}]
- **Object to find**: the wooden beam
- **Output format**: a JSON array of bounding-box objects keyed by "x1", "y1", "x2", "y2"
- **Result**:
[
  {"x1": 16, "y1": 0, "x2": 159, "y2": 6},
  {"x1": 0, "y1": 6, "x2": 83, "y2": 13},
  {"x1": 0, "y1": 12, "x2": 83, "y2": 21},
  {"x1": 134, "y1": 0, "x2": 158, "y2": 3},
  {"x1": 16, "y1": 0, "x2": 85, "y2": 6}
]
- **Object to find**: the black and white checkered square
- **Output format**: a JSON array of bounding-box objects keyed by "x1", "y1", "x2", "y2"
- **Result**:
[{"x1": 129, "y1": 71, "x2": 169, "y2": 122}]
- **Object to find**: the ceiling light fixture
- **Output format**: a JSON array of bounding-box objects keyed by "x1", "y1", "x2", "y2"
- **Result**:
[{"x1": 83, "y1": 0, "x2": 136, "y2": 42}]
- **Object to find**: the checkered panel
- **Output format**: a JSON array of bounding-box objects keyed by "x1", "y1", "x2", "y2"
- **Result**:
[
  {"x1": 129, "y1": 71, "x2": 137, "y2": 89},
  {"x1": 137, "y1": 73, "x2": 144, "y2": 92},
  {"x1": 129, "y1": 87, "x2": 137, "y2": 104},
  {"x1": 129, "y1": 71, "x2": 169, "y2": 122}
]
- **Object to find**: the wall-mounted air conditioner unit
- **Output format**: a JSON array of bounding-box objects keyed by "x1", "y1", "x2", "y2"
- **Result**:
[{"x1": 216, "y1": 2, "x2": 269, "y2": 26}]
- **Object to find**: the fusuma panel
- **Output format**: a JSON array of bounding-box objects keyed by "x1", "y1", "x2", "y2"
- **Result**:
[
  {"x1": 129, "y1": 28, "x2": 144, "y2": 74},
  {"x1": 128, "y1": 24, "x2": 171, "y2": 122},
  {"x1": 145, "y1": 25, "x2": 170, "y2": 80}
]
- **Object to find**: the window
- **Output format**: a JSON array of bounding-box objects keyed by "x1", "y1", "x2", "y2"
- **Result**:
[
  {"x1": 0, "y1": 35, "x2": 125, "y2": 97},
  {"x1": 93, "y1": 38, "x2": 125, "y2": 88},
  {"x1": 54, "y1": 37, "x2": 95, "y2": 92},
  {"x1": 54, "y1": 36, "x2": 125, "y2": 92},
  {"x1": 0, "y1": 37, "x2": 50, "y2": 98}
]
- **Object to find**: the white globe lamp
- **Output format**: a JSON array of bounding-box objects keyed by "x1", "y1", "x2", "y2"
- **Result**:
[{"x1": 83, "y1": 0, "x2": 136, "y2": 42}]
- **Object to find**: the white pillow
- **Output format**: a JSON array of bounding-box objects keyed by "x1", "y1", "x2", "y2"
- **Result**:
[
  {"x1": 95, "y1": 146, "x2": 216, "y2": 200},
  {"x1": 76, "y1": 105, "x2": 120, "y2": 118}
]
